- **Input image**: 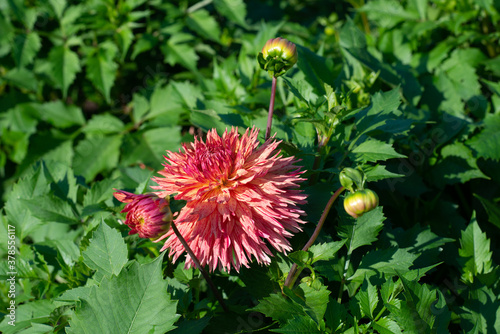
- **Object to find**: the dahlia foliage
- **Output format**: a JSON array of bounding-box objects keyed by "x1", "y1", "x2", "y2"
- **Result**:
[
  {"x1": 113, "y1": 190, "x2": 173, "y2": 240},
  {"x1": 152, "y1": 127, "x2": 307, "y2": 272}
]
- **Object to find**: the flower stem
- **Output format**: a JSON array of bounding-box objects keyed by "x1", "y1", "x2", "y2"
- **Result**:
[
  {"x1": 170, "y1": 222, "x2": 229, "y2": 313},
  {"x1": 284, "y1": 186, "x2": 345, "y2": 289},
  {"x1": 337, "y1": 223, "x2": 355, "y2": 304},
  {"x1": 265, "y1": 76, "x2": 278, "y2": 140}
]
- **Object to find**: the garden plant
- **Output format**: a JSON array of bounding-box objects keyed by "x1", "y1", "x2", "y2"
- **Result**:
[{"x1": 1, "y1": 0, "x2": 500, "y2": 333}]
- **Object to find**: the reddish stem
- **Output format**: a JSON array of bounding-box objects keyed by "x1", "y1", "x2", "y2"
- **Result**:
[
  {"x1": 265, "y1": 76, "x2": 278, "y2": 140},
  {"x1": 284, "y1": 186, "x2": 345, "y2": 288}
]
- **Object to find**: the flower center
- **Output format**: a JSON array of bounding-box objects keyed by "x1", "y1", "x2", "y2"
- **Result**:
[{"x1": 196, "y1": 143, "x2": 233, "y2": 182}]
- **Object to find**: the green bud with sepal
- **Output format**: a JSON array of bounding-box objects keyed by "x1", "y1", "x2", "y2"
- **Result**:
[
  {"x1": 257, "y1": 37, "x2": 298, "y2": 78},
  {"x1": 339, "y1": 167, "x2": 379, "y2": 218},
  {"x1": 339, "y1": 167, "x2": 365, "y2": 193}
]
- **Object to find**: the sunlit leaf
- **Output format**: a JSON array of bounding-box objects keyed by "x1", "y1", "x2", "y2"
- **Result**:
[
  {"x1": 82, "y1": 222, "x2": 128, "y2": 280},
  {"x1": 48, "y1": 45, "x2": 81, "y2": 98},
  {"x1": 68, "y1": 256, "x2": 179, "y2": 334}
]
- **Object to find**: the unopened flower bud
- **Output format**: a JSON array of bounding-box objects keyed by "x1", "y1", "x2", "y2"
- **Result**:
[
  {"x1": 343, "y1": 189, "x2": 379, "y2": 219},
  {"x1": 258, "y1": 37, "x2": 298, "y2": 77},
  {"x1": 113, "y1": 190, "x2": 172, "y2": 240},
  {"x1": 339, "y1": 167, "x2": 365, "y2": 193}
]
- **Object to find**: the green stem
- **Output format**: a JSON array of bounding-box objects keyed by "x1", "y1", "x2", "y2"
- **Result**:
[
  {"x1": 171, "y1": 222, "x2": 229, "y2": 313},
  {"x1": 265, "y1": 76, "x2": 277, "y2": 140},
  {"x1": 309, "y1": 145, "x2": 323, "y2": 186},
  {"x1": 337, "y1": 220, "x2": 356, "y2": 304},
  {"x1": 284, "y1": 187, "x2": 345, "y2": 289}
]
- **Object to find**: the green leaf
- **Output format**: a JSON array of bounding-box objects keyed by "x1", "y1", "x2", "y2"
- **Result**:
[
  {"x1": 68, "y1": 256, "x2": 179, "y2": 334},
  {"x1": 186, "y1": 9, "x2": 220, "y2": 43},
  {"x1": 3, "y1": 67, "x2": 37, "y2": 91},
  {"x1": 121, "y1": 126, "x2": 181, "y2": 170},
  {"x1": 40, "y1": 101, "x2": 85, "y2": 128},
  {"x1": 3, "y1": 103, "x2": 39, "y2": 133},
  {"x1": 440, "y1": 49, "x2": 485, "y2": 100},
  {"x1": 389, "y1": 274, "x2": 440, "y2": 332},
  {"x1": 83, "y1": 178, "x2": 118, "y2": 207},
  {"x1": 41, "y1": 239, "x2": 80, "y2": 266},
  {"x1": 349, "y1": 248, "x2": 418, "y2": 282},
  {"x1": 171, "y1": 81, "x2": 204, "y2": 110},
  {"x1": 338, "y1": 206, "x2": 386, "y2": 253},
  {"x1": 364, "y1": 164, "x2": 404, "y2": 182},
  {"x1": 296, "y1": 45, "x2": 335, "y2": 95},
  {"x1": 83, "y1": 113, "x2": 125, "y2": 135},
  {"x1": 251, "y1": 293, "x2": 305, "y2": 325},
  {"x1": 116, "y1": 25, "x2": 134, "y2": 60},
  {"x1": 340, "y1": 23, "x2": 421, "y2": 105},
  {"x1": 430, "y1": 142, "x2": 489, "y2": 187},
  {"x1": 73, "y1": 134, "x2": 122, "y2": 182},
  {"x1": 459, "y1": 286, "x2": 500, "y2": 333},
  {"x1": 339, "y1": 18, "x2": 367, "y2": 49},
  {"x1": 12, "y1": 32, "x2": 41, "y2": 67},
  {"x1": 359, "y1": 0, "x2": 419, "y2": 28},
  {"x1": 0, "y1": 300, "x2": 56, "y2": 334},
  {"x1": 281, "y1": 76, "x2": 315, "y2": 105},
  {"x1": 355, "y1": 278, "x2": 379, "y2": 319},
  {"x1": 467, "y1": 113, "x2": 500, "y2": 161},
  {"x1": 170, "y1": 317, "x2": 211, "y2": 334},
  {"x1": 3, "y1": 162, "x2": 51, "y2": 238},
  {"x1": 289, "y1": 250, "x2": 311, "y2": 266},
  {"x1": 474, "y1": 194, "x2": 500, "y2": 229},
  {"x1": 49, "y1": 0, "x2": 66, "y2": 19},
  {"x1": 82, "y1": 222, "x2": 128, "y2": 280},
  {"x1": 458, "y1": 214, "x2": 493, "y2": 283},
  {"x1": 86, "y1": 44, "x2": 118, "y2": 102},
  {"x1": 190, "y1": 109, "x2": 229, "y2": 134},
  {"x1": 48, "y1": 45, "x2": 81, "y2": 98},
  {"x1": 351, "y1": 139, "x2": 406, "y2": 163},
  {"x1": 131, "y1": 93, "x2": 150, "y2": 123},
  {"x1": 299, "y1": 282, "x2": 330, "y2": 324},
  {"x1": 23, "y1": 194, "x2": 79, "y2": 224},
  {"x1": 0, "y1": 13, "x2": 14, "y2": 57},
  {"x1": 324, "y1": 298, "x2": 347, "y2": 331},
  {"x1": 239, "y1": 263, "x2": 282, "y2": 300},
  {"x1": 2, "y1": 131, "x2": 29, "y2": 163},
  {"x1": 270, "y1": 315, "x2": 320, "y2": 333},
  {"x1": 146, "y1": 83, "x2": 187, "y2": 122},
  {"x1": 162, "y1": 34, "x2": 198, "y2": 71},
  {"x1": 309, "y1": 240, "x2": 346, "y2": 264},
  {"x1": 131, "y1": 33, "x2": 158, "y2": 60},
  {"x1": 388, "y1": 224, "x2": 454, "y2": 253},
  {"x1": 354, "y1": 88, "x2": 402, "y2": 135},
  {"x1": 373, "y1": 317, "x2": 402, "y2": 334},
  {"x1": 213, "y1": 0, "x2": 248, "y2": 28}
]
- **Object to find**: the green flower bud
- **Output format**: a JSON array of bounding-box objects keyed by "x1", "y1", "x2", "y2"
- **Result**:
[
  {"x1": 343, "y1": 189, "x2": 379, "y2": 219},
  {"x1": 339, "y1": 167, "x2": 365, "y2": 193},
  {"x1": 257, "y1": 37, "x2": 298, "y2": 77}
]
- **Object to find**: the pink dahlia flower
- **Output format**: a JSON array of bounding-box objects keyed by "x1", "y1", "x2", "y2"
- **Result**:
[
  {"x1": 153, "y1": 127, "x2": 307, "y2": 272},
  {"x1": 113, "y1": 190, "x2": 172, "y2": 239}
]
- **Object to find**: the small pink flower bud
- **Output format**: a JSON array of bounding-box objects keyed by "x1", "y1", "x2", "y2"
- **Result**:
[{"x1": 113, "y1": 190, "x2": 172, "y2": 240}]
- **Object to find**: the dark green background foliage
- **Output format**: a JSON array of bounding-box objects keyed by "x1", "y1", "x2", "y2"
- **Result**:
[{"x1": 1, "y1": 0, "x2": 500, "y2": 332}]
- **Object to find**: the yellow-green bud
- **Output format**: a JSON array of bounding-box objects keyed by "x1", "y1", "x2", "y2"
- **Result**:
[
  {"x1": 258, "y1": 37, "x2": 298, "y2": 77},
  {"x1": 343, "y1": 189, "x2": 379, "y2": 219}
]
